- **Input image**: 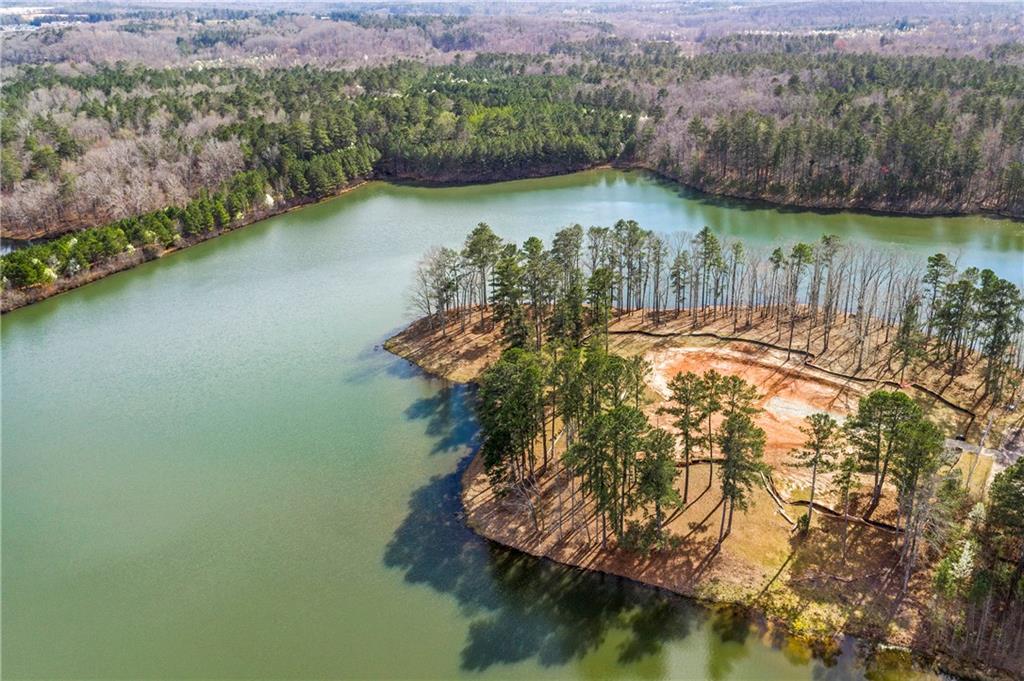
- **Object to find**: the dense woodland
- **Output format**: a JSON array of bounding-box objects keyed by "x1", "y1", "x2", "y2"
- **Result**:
[
  {"x1": 3, "y1": 4, "x2": 1024, "y2": 298},
  {"x1": 409, "y1": 222, "x2": 1024, "y2": 669},
  {"x1": 3, "y1": 3, "x2": 1022, "y2": 68},
  {"x1": 0, "y1": 61, "x2": 637, "y2": 289},
  {"x1": 553, "y1": 39, "x2": 1024, "y2": 214},
  {"x1": 0, "y1": 59, "x2": 639, "y2": 242}
]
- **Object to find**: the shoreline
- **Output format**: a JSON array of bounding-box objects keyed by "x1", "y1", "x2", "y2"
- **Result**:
[
  {"x1": 4, "y1": 164, "x2": 1020, "y2": 314},
  {"x1": 458, "y1": 449, "x2": 998, "y2": 681},
  {"x1": 635, "y1": 162, "x2": 1023, "y2": 223},
  {"x1": 0, "y1": 179, "x2": 369, "y2": 314},
  {"x1": 383, "y1": 315, "x2": 1017, "y2": 681}
]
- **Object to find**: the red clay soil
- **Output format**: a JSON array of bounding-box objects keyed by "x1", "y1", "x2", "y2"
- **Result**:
[
  {"x1": 647, "y1": 343, "x2": 859, "y2": 458},
  {"x1": 644, "y1": 342, "x2": 892, "y2": 512}
]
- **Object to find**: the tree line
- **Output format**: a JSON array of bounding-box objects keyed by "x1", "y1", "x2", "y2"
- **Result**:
[
  {"x1": 1, "y1": 170, "x2": 267, "y2": 288},
  {"x1": 7, "y1": 36, "x2": 1024, "y2": 248},
  {"x1": 412, "y1": 222, "x2": 1024, "y2": 400},
  {"x1": 1, "y1": 60, "x2": 639, "y2": 240},
  {"x1": 549, "y1": 38, "x2": 1024, "y2": 215}
]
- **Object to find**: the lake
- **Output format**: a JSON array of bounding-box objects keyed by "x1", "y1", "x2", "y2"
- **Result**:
[{"x1": 3, "y1": 170, "x2": 1021, "y2": 679}]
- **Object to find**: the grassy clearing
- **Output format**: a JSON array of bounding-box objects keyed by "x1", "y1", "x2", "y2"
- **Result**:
[{"x1": 947, "y1": 452, "x2": 993, "y2": 501}]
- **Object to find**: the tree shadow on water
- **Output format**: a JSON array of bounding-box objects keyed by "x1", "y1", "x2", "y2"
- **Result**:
[
  {"x1": 382, "y1": 370, "x2": 842, "y2": 678},
  {"x1": 705, "y1": 605, "x2": 753, "y2": 681},
  {"x1": 382, "y1": 458, "x2": 493, "y2": 606},
  {"x1": 342, "y1": 339, "x2": 421, "y2": 385},
  {"x1": 382, "y1": 456, "x2": 899, "y2": 679},
  {"x1": 383, "y1": 452, "x2": 712, "y2": 675},
  {"x1": 402, "y1": 382, "x2": 478, "y2": 455}
]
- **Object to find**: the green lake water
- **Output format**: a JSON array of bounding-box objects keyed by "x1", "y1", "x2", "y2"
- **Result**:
[{"x1": 3, "y1": 170, "x2": 1021, "y2": 679}]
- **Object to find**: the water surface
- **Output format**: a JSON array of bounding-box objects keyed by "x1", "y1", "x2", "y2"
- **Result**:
[{"x1": 4, "y1": 170, "x2": 1019, "y2": 679}]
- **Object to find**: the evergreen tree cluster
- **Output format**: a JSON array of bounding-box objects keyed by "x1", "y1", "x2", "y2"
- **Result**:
[{"x1": 1, "y1": 170, "x2": 268, "y2": 288}]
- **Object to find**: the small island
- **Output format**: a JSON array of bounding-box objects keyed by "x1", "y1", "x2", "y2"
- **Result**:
[{"x1": 387, "y1": 221, "x2": 1024, "y2": 680}]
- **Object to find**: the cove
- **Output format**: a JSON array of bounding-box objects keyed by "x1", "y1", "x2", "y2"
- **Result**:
[{"x1": 2, "y1": 169, "x2": 1020, "y2": 679}]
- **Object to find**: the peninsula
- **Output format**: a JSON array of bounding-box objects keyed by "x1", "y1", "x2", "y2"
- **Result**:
[{"x1": 387, "y1": 221, "x2": 1024, "y2": 680}]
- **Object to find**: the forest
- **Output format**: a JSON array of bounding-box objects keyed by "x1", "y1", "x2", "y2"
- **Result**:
[
  {"x1": 0, "y1": 61, "x2": 636, "y2": 291},
  {"x1": 552, "y1": 40, "x2": 1024, "y2": 214},
  {"x1": 3, "y1": 3, "x2": 1024, "y2": 304},
  {"x1": 405, "y1": 221, "x2": 1024, "y2": 671}
]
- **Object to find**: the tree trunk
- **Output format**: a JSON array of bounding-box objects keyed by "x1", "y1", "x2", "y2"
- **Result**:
[
  {"x1": 683, "y1": 445, "x2": 690, "y2": 505},
  {"x1": 718, "y1": 497, "x2": 727, "y2": 543},
  {"x1": 807, "y1": 459, "x2": 817, "y2": 530}
]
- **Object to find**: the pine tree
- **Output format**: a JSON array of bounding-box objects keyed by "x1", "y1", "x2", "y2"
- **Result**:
[
  {"x1": 923, "y1": 253, "x2": 956, "y2": 338},
  {"x1": 791, "y1": 413, "x2": 842, "y2": 533},
  {"x1": 636, "y1": 427, "x2": 681, "y2": 545},
  {"x1": 586, "y1": 267, "x2": 614, "y2": 350},
  {"x1": 989, "y1": 460, "x2": 1024, "y2": 596},
  {"x1": 701, "y1": 369, "x2": 724, "y2": 492},
  {"x1": 831, "y1": 449, "x2": 859, "y2": 562},
  {"x1": 658, "y1": 371, "x2": 707, "y2": 505},
  {"x1": 976, "y1": 269, "x2": 1024, "y2": 399},
  {"x1": 845, "y1": 389, "x2": 921, "y2": 520},
  {"x1": 892, "y1": 294, "x2": 924, "y2": 381},
  {"x1": 717, "y1": 410, "x2": 767, "y2": 542},
  {"x1": 462, "y1": 222, "x2": 503, "y2": 322},
  {"x1": 492, "y1": 246, "x2": 531, "y2": 348}
]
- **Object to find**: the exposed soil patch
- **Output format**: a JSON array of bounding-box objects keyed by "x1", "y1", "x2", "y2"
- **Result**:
[
  {"x1": 643, "y1": 343, "x2": 894, "y2": 515},
  {"x1": 648, "y1": 344, "x2": 856, "y2": 454}
]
